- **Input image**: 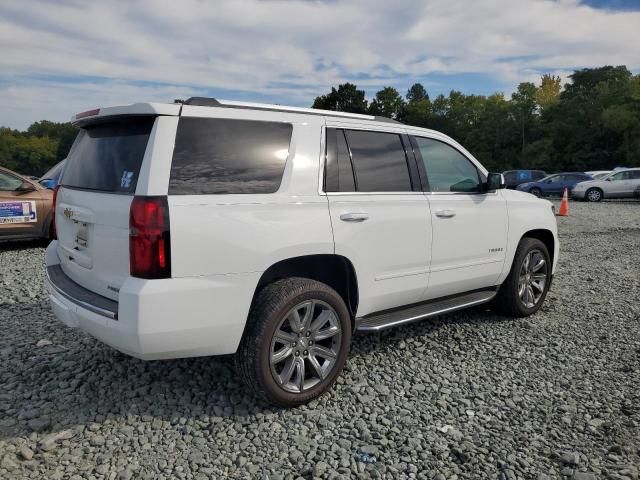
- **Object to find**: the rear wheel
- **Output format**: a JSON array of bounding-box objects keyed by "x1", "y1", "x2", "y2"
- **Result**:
[
  {"x1": 586, "y1": 188, "x2": 602, "y2": 202},
  {"x1": 493, "y1": 238, "x2": 551, "y2": 317},
  {"x1": 236, "y1": 277, "x2": 351, "y2": 407},
  {"x1": 529, "y1": 187, "x2": 542, "y2": 197}
]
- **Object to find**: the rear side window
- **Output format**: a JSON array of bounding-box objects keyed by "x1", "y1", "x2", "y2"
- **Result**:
[
  {"x1": 503, "y1": 172, "x2": 516, "y2": 182},
  {"x1": 518, "y1": 171, "x2": 532, "y2": 181},
  {"x1": 324, "y1": 128, "x2": 355, "y2": 192},
  {"x1": 62, "y1": 118, "x2": 154, "y2": 193},
  {"x1": 169, "y1": 117, "x2": 293, "y2": 195},
  {"x1": 345, "y1": 130, "x2": 412, "y2": 192}
]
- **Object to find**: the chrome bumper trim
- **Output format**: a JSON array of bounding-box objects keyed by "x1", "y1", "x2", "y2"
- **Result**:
[{"x1": 46, "y1": 265, "x2": 118, "y2": 320}]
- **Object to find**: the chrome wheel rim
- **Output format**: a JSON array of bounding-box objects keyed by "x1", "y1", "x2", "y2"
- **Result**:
[
  {"x1": 269, "y1": 300, "x2": 342, "y2": 393},
  {"x1": 518, "y1": 249, "x2": 548, "y2": 308},
  {"x1": 587, "y1": 189, "x2": 601, "y2": 201}
]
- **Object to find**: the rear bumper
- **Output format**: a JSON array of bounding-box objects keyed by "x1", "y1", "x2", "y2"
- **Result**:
[
  {"x1": 47, "y1": 264, "x2": 118, "y2": 319},
  {"x1": 45, "y1": 241, "x2": 260, "y2": 360}
]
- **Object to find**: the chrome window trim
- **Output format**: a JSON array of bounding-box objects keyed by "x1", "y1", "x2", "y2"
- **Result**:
[
  {"x1": 425, "y1": 191, "x2": 498, "y2": 196},
  {"x1": 325, "y1": 191, "x2": 425, "y2": 196}
]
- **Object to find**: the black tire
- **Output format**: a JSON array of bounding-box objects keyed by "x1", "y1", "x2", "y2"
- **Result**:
[
  {"x1": 492, "y1": 238, "x2": 552, "y2": 317},
  {"x1": 585, "y1": 187, "x2": 603, "y2": 202},
  {"x1": 236, "y1": 277, "x2": 351, "y2": 407},
  {"x1": 529, "y1": 187, "x2": 542, "y2": 197}
]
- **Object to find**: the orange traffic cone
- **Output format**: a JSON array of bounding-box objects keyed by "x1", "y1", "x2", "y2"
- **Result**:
[{"x1": 557, "y1": 187, "x2": 569, "y2": 216}]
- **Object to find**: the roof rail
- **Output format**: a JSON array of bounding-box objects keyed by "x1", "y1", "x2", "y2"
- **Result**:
[{"x1": 177, "y1": 97, "x2": 403, "y2": 125}]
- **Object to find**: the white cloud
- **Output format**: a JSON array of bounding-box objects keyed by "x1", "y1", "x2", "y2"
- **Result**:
[{"x1": 0, "y1": 0, "x2": 639, "y2": 129}]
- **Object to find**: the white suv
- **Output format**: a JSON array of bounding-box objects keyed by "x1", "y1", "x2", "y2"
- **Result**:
[{"x1": 45, "y1": 98, "x2": 559, "y2": 406}]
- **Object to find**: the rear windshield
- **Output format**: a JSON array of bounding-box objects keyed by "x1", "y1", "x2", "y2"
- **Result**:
[{"x1": 61, "y1": 118, "x2": 154, "y2": 193}]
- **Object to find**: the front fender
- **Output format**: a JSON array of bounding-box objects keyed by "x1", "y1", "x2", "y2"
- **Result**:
[{"x1": 499, "y1": 190, "x2": 559, "y2": 283}]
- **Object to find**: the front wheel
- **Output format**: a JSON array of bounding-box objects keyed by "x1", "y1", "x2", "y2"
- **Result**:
[
  {"x1": 529, "y1": 187, "x2": 542, "y2": 197},
  {"x1": 586, "y1": 188, "x2": 603, "y2": 202},
  {"x1": 236, "y1": 277, "x2": 351, "y2": 407},
  {"x1": 493, "y1": 238, "x2": 551, "y2": 317}
]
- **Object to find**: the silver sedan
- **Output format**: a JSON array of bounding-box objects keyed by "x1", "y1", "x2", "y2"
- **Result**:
[{"x1": 573, "y1": 168, "x2": 640, "y2": 202}]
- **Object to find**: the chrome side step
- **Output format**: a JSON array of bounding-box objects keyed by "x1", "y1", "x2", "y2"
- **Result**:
[{"x1": 356, "y1": 288, "x2": 497, "y2": 332}]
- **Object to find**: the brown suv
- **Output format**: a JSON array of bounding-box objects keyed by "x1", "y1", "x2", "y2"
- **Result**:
[{"x1": 0, "y1": 166, "x2": 54, "y2": 241}]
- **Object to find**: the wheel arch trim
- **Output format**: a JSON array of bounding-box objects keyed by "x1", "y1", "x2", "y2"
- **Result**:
[{"x1": 251, "y1": 254, "x2": 359, "y2": 324}]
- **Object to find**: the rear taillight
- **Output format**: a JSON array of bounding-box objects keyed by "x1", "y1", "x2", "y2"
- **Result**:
[
  {"x1": 51, "y1": 185, "x2": 60, "y2": 239},
  {"x1": 129, "y1": 196, "x2": 171, "y2": 279}
]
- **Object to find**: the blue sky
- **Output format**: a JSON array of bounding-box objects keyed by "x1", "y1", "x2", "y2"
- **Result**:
[
  {"x1": 1, "y1": 0, "x2": 639, "y2": 130},
  {"x1": 581, "y1": 0, "x2": 640, "y2": 10}
]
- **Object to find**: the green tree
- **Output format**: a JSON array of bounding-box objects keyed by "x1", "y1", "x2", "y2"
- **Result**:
[
  {"x1": 511, "y1": 82, "x2": 538, "y2": 165},
  {"x1": 0, "y1": 121, "x2": 77, "y2": 176},
  {"x1": 544, "y1": 66, "x2": 637, "y2": 170},
  {"x1": 601, "y1": 75, "x2": 640, "y2": 164},
  {"x1": 312, "y1": 83, "x2": 368, "y2": 114},
  {"x1": 368, "y1": 87, "x2": 405, "y2": 119},
  {"x1": 406, "y1": 83, "x2": 429, "y2": 103},
  {"x1": 536, "y1": 74, "x2": 562, "y2": 112},
  {"x1": 401, "y1": 98, "x2": 431, "y2": 127}
]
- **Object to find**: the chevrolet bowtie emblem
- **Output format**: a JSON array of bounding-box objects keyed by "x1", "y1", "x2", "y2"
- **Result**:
[{"x1": 63, "y1": 208, "x2": 74, "y2": 219}]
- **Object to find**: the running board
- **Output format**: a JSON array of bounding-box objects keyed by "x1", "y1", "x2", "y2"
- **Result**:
[{"x1": 356, "y1": 288, "x2": 497, "y2": 332}]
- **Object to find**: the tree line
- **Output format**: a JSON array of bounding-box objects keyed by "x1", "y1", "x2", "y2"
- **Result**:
[
  {"x1": 0, "y1": 65, "x2": 638, "y2": 177},
  {"x1": 312, "y1": 66, "x2": 640, "y2": 172},
  {"x1": 0, "y1": 121, "x2": 76, "y2": 176}
]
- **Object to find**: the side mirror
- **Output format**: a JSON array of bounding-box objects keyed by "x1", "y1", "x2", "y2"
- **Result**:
[
  {"x1": 16, "y1": 181, "x2": 36, "y2": 192},
  {"x1": 485, "y1": 173, "x2": 505, "y2": 191},
  {"x1": 40, "y1": 179, "x2": 56, "y2": 189}
]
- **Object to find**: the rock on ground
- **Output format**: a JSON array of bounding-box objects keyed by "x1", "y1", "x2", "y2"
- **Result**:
[{"x1": 0, "y1": 202, "x2": 639, "y2": 479}]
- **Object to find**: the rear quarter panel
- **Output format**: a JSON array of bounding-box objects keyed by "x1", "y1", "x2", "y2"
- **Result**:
[{"x1": 159, "y1": 110, "x2": 333, "y2": 277}]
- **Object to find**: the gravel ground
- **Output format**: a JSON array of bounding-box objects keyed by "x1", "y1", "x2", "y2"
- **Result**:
[{"x1": 1, "y1": 201, "x2": 639, "y2": 480}]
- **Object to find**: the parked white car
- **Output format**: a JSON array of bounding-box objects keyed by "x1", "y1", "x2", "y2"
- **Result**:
[
  {"x1": 45, "y1": 98, "x2": 559, "y2": 406},
  {"x1": 585, "y1": 170, "x2": 612, "y2": 180},
  {"x1": 573, "y1": 168, "x2": 640, "y2": 202}
]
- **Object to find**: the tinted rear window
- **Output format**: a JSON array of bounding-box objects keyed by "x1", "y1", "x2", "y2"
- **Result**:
[
  {"x1": 61, "y1": 118, "x2": 154, "y2": 193},
  {"x1": 324, "y1": 128, "x2": 355, "y2": 192},
  {"x1": 169, "y1": 117, "x2": 293, "y2": 195},
  {"x1": 345, "y1": 130, "x2": 412, "y2": 192}
]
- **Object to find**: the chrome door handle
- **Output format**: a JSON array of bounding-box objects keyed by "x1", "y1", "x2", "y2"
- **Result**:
[
  {"x1": 435, "y1": 210, "x2": 456, "y2": 218},
  {"x1": 340, "y1": 212, "x2": 369, "y2": 222}
]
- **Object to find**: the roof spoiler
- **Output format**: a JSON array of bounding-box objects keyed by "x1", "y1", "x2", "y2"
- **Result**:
[{"x1": 71, "y1": 103, "x2": 182, "y2": 126}]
